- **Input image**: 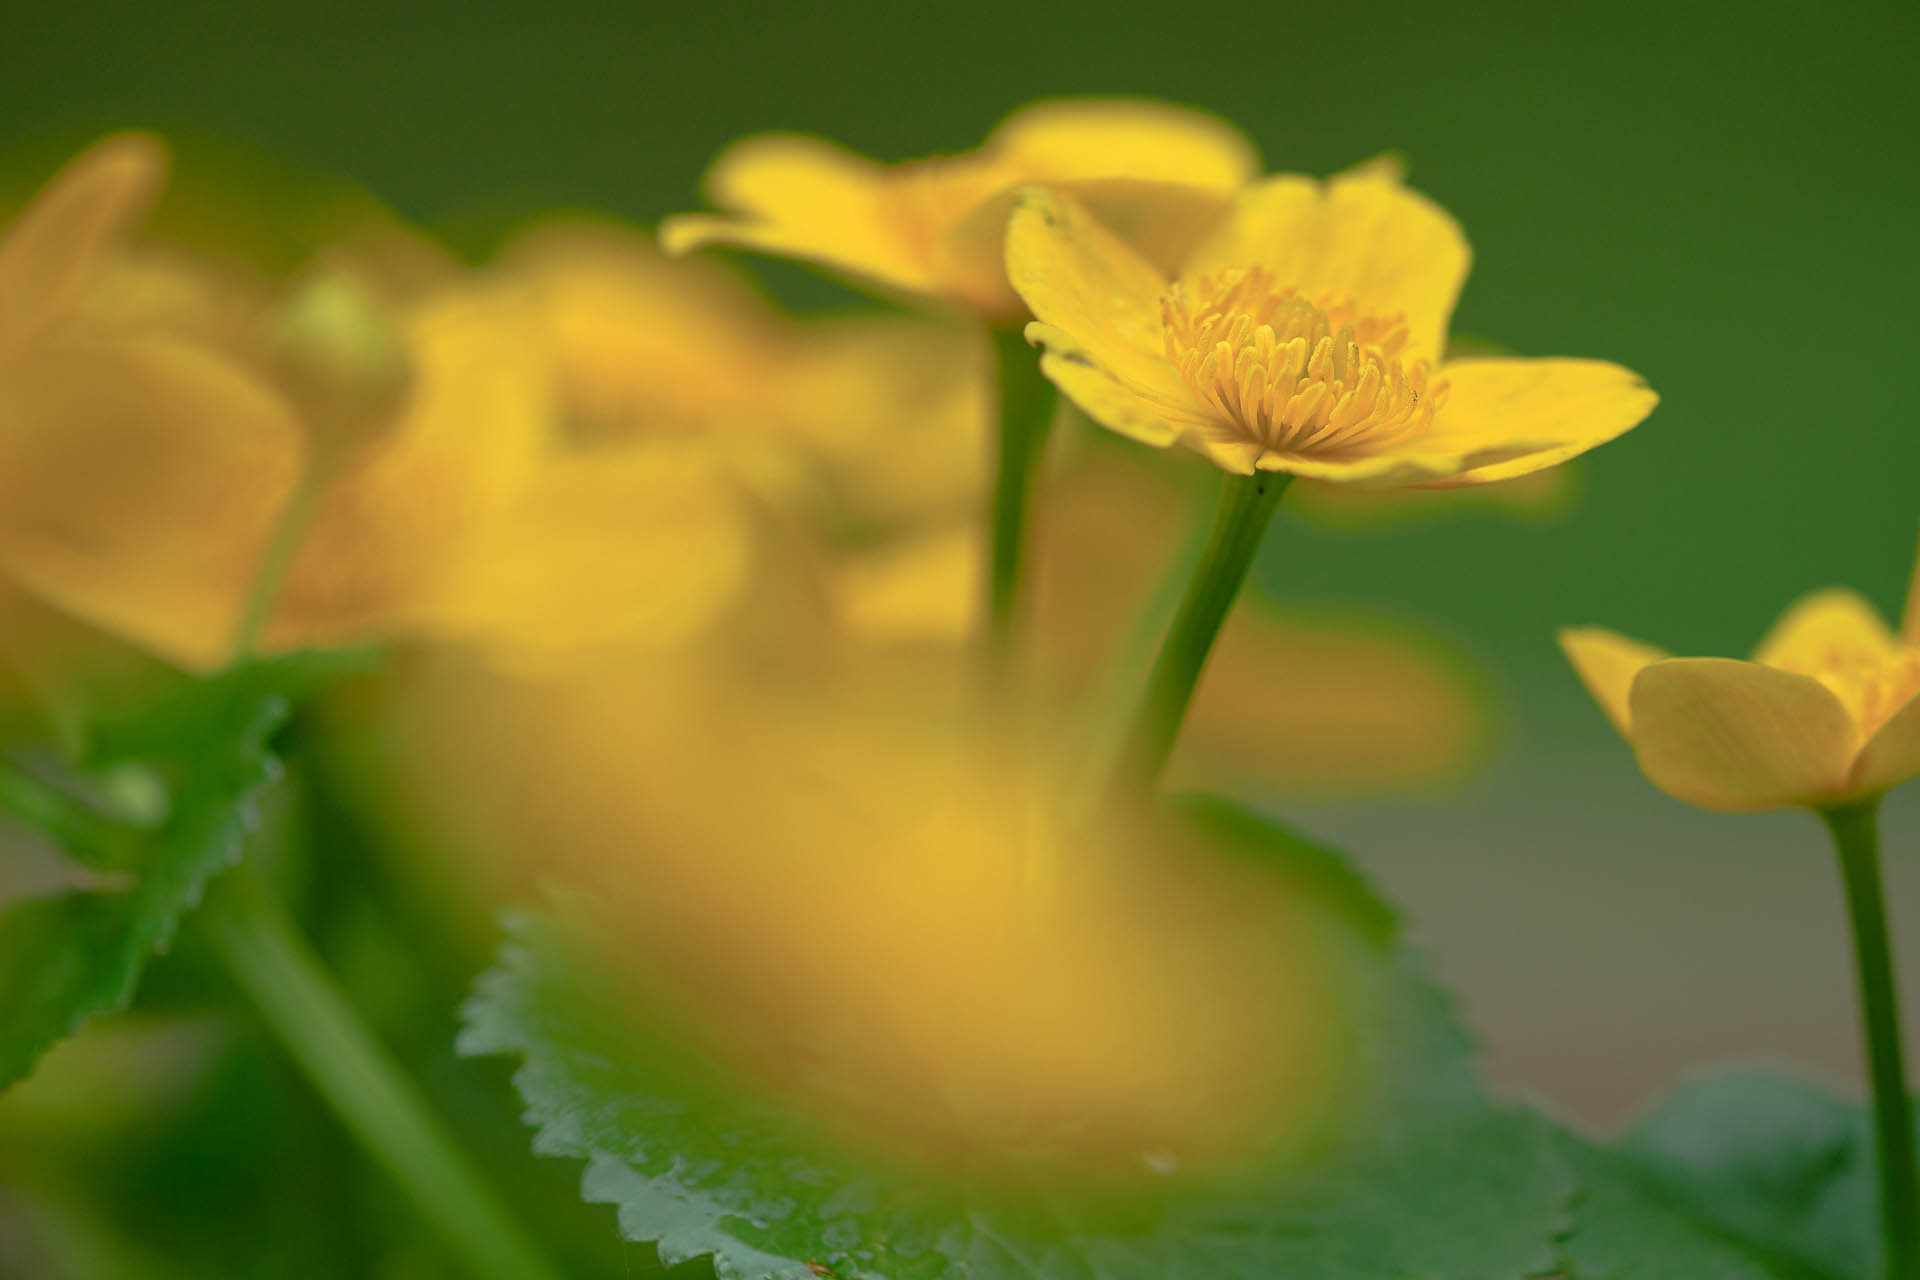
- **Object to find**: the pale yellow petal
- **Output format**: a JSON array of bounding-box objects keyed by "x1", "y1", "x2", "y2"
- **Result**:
[
  {"x1": 1007, "y1": 189, "x2": 1202, "y2": 446},
  {"x1": 1181, "y1": 174, "x2": 1469, "y2": 364},
  {"x1": 1406, "y1": 358, "x2": 1658, "y2": 487},
  {"x1": 1627, "y1": 658, "x2": 1858, "y2": 812},
  {"x1": 988, "y1": 98, "x2": 1258, "y2": 190},
  {"x1": 1753, "y1": 588, "x2": 1899, "y2": 670},
  {"x1": 423, "y1": 443, "x2": 753, "y2": 671},
  {"x1": 1558, "y1": 626, "x2": 1668, "y2": 736},
  {"x1": 659, "y1": 135, "x2": 934, "y2": 300},
  {"x1": 266, "y1": 289, "x2": 551, "y2": 650},
  {"x1": 0, "y1": 336, "x2": 303, "y2": 671},
  {"x1": 1852, "y1": 691, "x2": 1920, "y2": 797},
  {"x1": 832, "y1": 525, "x2": 980, "y2": 644},
  {"x1": 0, "y1": 133, "x2": 168, "y2": 354}
]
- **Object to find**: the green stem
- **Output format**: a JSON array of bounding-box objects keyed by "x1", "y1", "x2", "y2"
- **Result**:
[
  {"x1": 1104, "y1": 471, "x2": 1290, "y2": 804},
  {"x1": 228, "y1": 466, "x2": 322, "y2": 662},
  {"x1": 199, "y1": 860, "x2": 561, "y2": 1280},
  {"x1": 1823, "y1": 797, "x2": 1920, "y2": 1280},
  {"x1": 985, "y1": 322, "x2": 1057, "y2": 666}
]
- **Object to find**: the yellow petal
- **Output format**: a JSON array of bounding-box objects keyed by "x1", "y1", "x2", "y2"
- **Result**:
[
  {"x1": 659, "y1": 135, "x2": 935, "y2": 301},
  {"x1": 421, "y1": 443, "x2": 753, "y2": 672},
  {"x1": 1180, "y1": 173, "x2": 1469, "y2": 364},
  {"x1": 1006, "y1": 188, "x2": 1200, "y2": 447},
  {"x1": 1627, "y1": 658, "x2": 1857, "y2": 812},
  {"x1": 1407, "y1": 358, "x2": 1659, "y2": 487},
  {"x1": 1852, "y1": 690, "x2": 1920, "y2": 797},
  {"x1": 264, "y1": 290, "x2": 551, "y2": 650},
  {"x1": 988, "y1": 98, "x2": 1258, "y2": 190},
  {"x1": 0, "y1": 336, "x2": 303, "y2": 671},
  {"x1": 831, "y1": 525, "x2": 981, "y2": 644},
  {"x1": 1753, "y1": 587, "x2": 1899, "y2": 669},
  {"x1": 0, "y1": 133, "x2": 168, "y2": 354},
  {"x1": 1558, "y1": 626, "x2": 1668, "y2": 736}
]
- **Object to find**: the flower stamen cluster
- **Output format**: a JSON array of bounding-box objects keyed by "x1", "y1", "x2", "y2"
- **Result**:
[{"x1": 1160, "y1": 267, "x2": 1445, "y2": 458}]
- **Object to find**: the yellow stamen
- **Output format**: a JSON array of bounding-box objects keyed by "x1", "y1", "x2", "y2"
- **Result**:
[{"x1": 1161, "y1": 267, "x2": 1446, "y2": 457}]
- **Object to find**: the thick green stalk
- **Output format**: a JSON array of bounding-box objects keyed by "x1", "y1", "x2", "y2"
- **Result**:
[
  {"x1": 1104, "y1": 471, "x2": 1290, "y2": 804},
  {"x1": 199, "y1": 860, "x2": 561, "y2": 1280},
  {"x1": 985, "y1": 322, "x2": 1057, "y2": 665},
  {"x1": 1823, "y1": 798, "x2": 1920, "y2": 1279}
]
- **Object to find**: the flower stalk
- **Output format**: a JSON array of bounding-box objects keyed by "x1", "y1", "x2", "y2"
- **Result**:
[
  {"x1": 1823, "y1": 797, "x2": 1920, "y2": 1279},
  {"x1": 198, "y1": 860, "x2": 562, "y2": 1280},
  {"x1": 1104, "y1": 471, "x2": 1290, "y2": 803},
  {"x1": 985, "y1": 323, "x2": 1057, "y2": 667}
]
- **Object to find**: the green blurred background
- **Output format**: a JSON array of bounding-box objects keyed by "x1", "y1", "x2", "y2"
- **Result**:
[{"x1": 2, "y1": 0, "x2": 1917, "y2": 1266}]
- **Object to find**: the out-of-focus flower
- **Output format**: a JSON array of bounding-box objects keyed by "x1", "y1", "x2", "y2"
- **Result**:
[
  {"x1": 389, "y1": 652, "x2": 1377, "y2": 1171},
  {"x1": 406, "y1": 222, "x2": 991, "y2": 671},
  {"x1": 1008, "y1": 176, "x2": 1657, "y2": 484},
  {"x1": 1561, "y1": 556, "x2": 1920, "y2": 811},
  {"x1": 662, "y1": 99, "x2": 1257, "y2": 319},
  {"x1": 831, "y1": 437, "x2": 1489, "y2": 793},
  {"x1": 0, "y1": 134, "x2": 306, "y2": 672},
  {"x1": 0, "y1": 135, "x2": 564, "y2": 672}
]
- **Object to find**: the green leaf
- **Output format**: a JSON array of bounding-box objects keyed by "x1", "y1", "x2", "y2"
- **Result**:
[
  {"x1": 0, "y1": 652, "x2": 351, "y2": 1088},
  {"x1": 1613, "y1": 1069, "x2": 1894, "y2": 1280},
  {"x1": 1551, "y1": 1129, "x2": 1798, "y2": 1279},
  {"x1": 462, "y1": 801, "x2": 1573, "y2": 1279}
]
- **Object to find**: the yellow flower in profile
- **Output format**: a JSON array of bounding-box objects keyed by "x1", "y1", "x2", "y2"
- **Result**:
[
  {"x1": 661, "y1": 99, "x2": 1257, "y2": 319},
  {"x1": 1560, "y1": 553, "x2": 1920, "y2": 811},
  {"x1": 1008, "y1": 175, "x2": 1658, "y2": 484}
]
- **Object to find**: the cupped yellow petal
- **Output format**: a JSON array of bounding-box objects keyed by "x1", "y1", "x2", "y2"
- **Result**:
[
  {"x1": 0, "y1": 336, "x2": 304, "y2": 671},
  {"x1": 0, "y1": 133, "x2": 168, "y2": 355},
  {"x1": 1852, "y1": 690, "x2": 1920, "y2": 798},
  {"x1": 1558, "y1": 626, "x2": 1668, "y2": 737},
  {"x1": 1007, "y1": 188, "x2": 1202, "y2": 446},
  {"x1": 1754, "y1": 587, "x2": 1899, "y2": 670},
  {"x1": 1626, "y1": 658, "x2": 1858, "y2": 812},
  {"x1": 1180, "y1": 173, "x2": 1469, "y2": 365},
  {"x1": 1407, "y1": 358, "x2": 1659, "y2": 488},
  {"x1": 988, "y1": 98, "x2": 1258, "y2": 190},
  {"x1": 659, "y1": 134, "x2": 935, "y2": 302}
]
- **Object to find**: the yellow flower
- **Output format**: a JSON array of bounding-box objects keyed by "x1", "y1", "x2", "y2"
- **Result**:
[
  {"x1": 1007, "y1": 175, "x2": 1658, "y2": 484},
  {"x1": 0, "y1": 135, "x2": 306, "y2": 671},
  {"x1": 1560, "y1": 561, "x2": 1920, "y2": 812},
  {"x1": 661, "y1": 98, "x2": 1257, "y2": 319},
  {"x1": 406, "y1": 221, "x2": 991, "y2": 672}
]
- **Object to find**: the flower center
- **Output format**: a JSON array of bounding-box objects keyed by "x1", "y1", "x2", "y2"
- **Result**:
[
  {"x1": 1789, "y1": 645, "x2": 1920, "y2": 739},
  {"x1": 1161, "y1": 267, "x2": 1445, "y2": 456}
]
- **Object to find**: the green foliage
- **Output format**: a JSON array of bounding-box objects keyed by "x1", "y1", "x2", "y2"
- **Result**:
[
  {"x1": 0, "y1": 653, "x2": 354, "y2": 1089},
  {"x1": 1614, "y1": 1069, "x2": 1899, "y2": 1280},
  {"x1": 461, "y1": 800, "x2": 1583, "y2": 1279},
  {"x1": 1551, "y1": 1130, "x2": 1795, "y2": 1279}
]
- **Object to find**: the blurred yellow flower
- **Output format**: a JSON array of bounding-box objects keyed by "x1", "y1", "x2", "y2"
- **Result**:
[
  {"x1": 1561, "y1": 567, "x2": 1920, "y2": 811},
  {"x1": 662, "y1": 99, "x2": 1257, "y2": 319},
  {"x1": 384, "y1": 650, "x2": 1377, "y2": 1172},
  {"x1": 1008, "y1": 175, "x2": 1657, "y2": 484},
  {"x1": 0, "y1": 134, "x2": 306, "y2": 672},
  {"x1": 405, "y1": 222, "x2": 991, "y2": 671}
]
